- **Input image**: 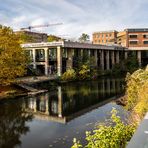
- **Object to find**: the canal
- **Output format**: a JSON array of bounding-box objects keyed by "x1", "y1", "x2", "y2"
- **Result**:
[{"x1": 0, "y1": 78, "x2": 128, "y2": 148}]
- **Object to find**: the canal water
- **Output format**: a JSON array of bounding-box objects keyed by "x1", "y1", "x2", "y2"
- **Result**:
[{"x1": 0, "y1": 78, "x2": 128, "y2": 148}]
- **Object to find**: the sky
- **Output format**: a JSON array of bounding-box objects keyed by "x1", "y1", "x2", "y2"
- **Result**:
[{"x1": 0, "y1": 0, "x2": 148, "y2": 40}]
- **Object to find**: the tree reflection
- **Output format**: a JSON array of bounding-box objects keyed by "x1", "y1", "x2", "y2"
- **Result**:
[{"x1": 0, "y1": 100, "x2": 33, "y2": 148}]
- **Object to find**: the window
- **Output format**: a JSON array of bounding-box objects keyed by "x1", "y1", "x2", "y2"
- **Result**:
[
  {"x1": 106, "y1": 34, "x2": 108, "y2": 37},
  {"x1": 129, "y1": 41, "x2": 138, "y2": 45},
  {"x1": 106, "y1": 39, "x2": 108, "y2": 42},
  {"x1": 102, "y1": 40, "x2": 104, "y2": 43},
  {"x1": 129, "y1": 35, "x2": 137, "y2": 38},
  {"x1": 143, "y1": 41, "x2": 148, "y2": 44},
  {"x1": 98, "y1": 34, "x2": 100, "y2": 38},
  {"x1": 98, "y1": 40, "x2": 100, "y2": 43},
  {"x1": 102, "y1": 34, "x2": 104, "y2": 37},
  {"x1": 36, "y1": 49, "x2": 45, "y2": 62},
  {"x1": 143, "y1": 35, "x2": 148, "y2": 38}
]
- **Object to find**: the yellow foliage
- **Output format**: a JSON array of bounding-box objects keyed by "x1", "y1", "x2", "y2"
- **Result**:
[
  {"x1": 0, "y1": 25, "x2": 28, "y2": 85},
  {"x1": 61, "y1": 69, "x2": 76, "y2": 81},
  {"x1": 126, "y1": 68, "x2": 148, "y2": 118}
]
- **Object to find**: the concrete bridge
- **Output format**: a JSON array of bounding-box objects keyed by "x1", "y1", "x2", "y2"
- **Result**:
[{"x1": 22, "y1": 41, "x2": 143, "y2": 76}]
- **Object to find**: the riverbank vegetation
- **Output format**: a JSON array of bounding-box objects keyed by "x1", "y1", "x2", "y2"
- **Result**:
[
  {"x1": 71, "y1": 66, "x2": 148, "y2": 148},
  {"x1": 125, "y1": 66, "x2": 148, "y2": 120},
  {"x1": 72, "y1": 109, "x2": 135, "y2": 148}
]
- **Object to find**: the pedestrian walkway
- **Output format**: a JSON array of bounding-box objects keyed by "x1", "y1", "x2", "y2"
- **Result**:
[{"x1": 127, "y1": 112, "x2": 148, "y2": 148}]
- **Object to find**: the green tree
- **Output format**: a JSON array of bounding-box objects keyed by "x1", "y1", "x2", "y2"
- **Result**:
[
  {"x1": 0, "y1": 25, "x2": 28, "y2": 85},
  {"x1": 78, "y1": 33, "x2": 90, "y2": 43},
  {"x1": 47, "y1": 35, "x2": 61, "y2": 42}
]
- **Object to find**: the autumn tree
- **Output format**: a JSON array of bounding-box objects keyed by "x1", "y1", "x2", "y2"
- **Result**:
[
  {"x1": 78, "y1": 33, "x2": 90, "y2": 43},
  {"x1": 0, "y1": 25, "x2": 28, "y2": 85}
]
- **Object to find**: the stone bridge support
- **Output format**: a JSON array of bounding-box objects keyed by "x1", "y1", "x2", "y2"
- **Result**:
[
  {"x1": 66, "y1": 48, "x2": 73, "y2": 70},
  {"x1": 57, "y1": 46, "x2": 62, "y2": 76}
]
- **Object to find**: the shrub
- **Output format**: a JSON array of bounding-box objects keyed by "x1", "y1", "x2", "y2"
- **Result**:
[
  {"x1": 61, "y1": 69, "x2": 76, "y2": 81},
  {"x1": 78, "y1": 65, "x2": 90, "y2": 80},
  {"x1": 126, "y1": 67, "x2": 148, "y2": 119},
  {"x1": 71, "y1": 109, "x2": 135, "y2": 148}
]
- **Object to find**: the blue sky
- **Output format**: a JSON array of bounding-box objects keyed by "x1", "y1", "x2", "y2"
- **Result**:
[{"x1": 0, "y1": 0, "x2": 148, "y2": 39}]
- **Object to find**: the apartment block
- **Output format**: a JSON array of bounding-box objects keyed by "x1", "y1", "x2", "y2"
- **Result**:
[
  {"x1": 92, "y1": 30, "x2": 118, "y2": 45},
  {"x1": 125, "y1": 28, "x2": 148, "y2": 48}
]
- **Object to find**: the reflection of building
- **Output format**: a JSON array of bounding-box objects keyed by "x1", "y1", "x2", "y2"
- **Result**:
[
  {"x1": 25, "y1": 79, "x2": 124, "y2": 124},
  {"x1": 93, "y1": 30, "x2": 118, "y2": 45}
]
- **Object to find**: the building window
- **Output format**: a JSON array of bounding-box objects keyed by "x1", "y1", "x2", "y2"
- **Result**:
[
  {"x1": 98, "y1": 34, "x2": 100, "y2": 38},
  {"x1": 143, "y1": 41, "x2": 148, "y2": 44},
  {"x1": 110, "y1": 34, "x2": 112, "y2": 37},
  {"x1": 143, "y1": 35, "x2": 148, "y2": 38},
  {"x1": 36, "y1": 49, "x2": 45, "y2": 62},
  {"x1": 106, "y1": 39, "x2": 108, "y2": 42},
  {"x1": 98, "y1": 40, "x2": 100, "y2": 43},
  {"x1": 129, "y1": 35, "x2": 137, "y2": 38},
  {"x1": 102, "y1": 34, "x2": 104, "y2": 37},
  {"x1": 129, "y1": 41, "x2": 138, "y2": 45},
  {"x1": 102, "y1": 40, "x2": 104, "y2": 43},
  {"x1": 106, "y1": 34, "x2": 108, "y2": 37}
]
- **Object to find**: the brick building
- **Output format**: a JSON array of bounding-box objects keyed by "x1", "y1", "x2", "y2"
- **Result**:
[
  {"x1": 92, "y1": 30, "x2": 118, "y2": 45},
  {"x1": 124, "y1": 28, "x2": 148, "y2": 48}
]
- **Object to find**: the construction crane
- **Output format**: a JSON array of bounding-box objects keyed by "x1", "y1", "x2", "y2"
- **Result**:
[{"x1": 20, "y1": 23, "x2": 63, "y2": 31}]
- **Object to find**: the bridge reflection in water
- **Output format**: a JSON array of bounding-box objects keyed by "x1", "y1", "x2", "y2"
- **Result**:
[{"x1": 23, "y1": 78, "x2": 124, "y2": 124}]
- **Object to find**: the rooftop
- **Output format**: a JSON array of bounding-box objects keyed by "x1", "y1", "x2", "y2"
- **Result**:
[
  {"x1": 93, "y1": 30, "x2": 118, "y2": 34},
  {"x1": 125, "y1": 28, "x2": 148, "y2": 32},
  {"x1": 22, "y1": 41, "x2": 124, "y2": 50}
]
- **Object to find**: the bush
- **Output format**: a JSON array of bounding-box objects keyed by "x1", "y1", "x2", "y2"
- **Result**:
[
  {"x1": 126, "y1": 67, "x2": 148, "y2": 119},
  {"x1": 61, "y1": 69, "x2": 76, "y2": 81},
  {"x1": 71, "y1": 109, "x2": 135, "y2": 148},
  {"x1": 78, "y1": 65, "x2": 90, "y2": 80}
]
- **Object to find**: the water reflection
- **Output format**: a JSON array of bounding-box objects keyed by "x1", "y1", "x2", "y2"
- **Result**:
[
  {"x1": 0, "y1": 100, "x2": 33, "y2": 148},
  {"x1": 24, "y1": 78, "x2": 124, "y2": 124}
]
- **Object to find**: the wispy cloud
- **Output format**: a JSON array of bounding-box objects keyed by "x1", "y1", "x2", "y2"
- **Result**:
[{"x1": 0, "y1": 0, "x2": 148, "y2": 39}]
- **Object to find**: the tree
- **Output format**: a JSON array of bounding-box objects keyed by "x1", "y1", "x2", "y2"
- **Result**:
[
  {"x1": 0, "y1": 25, "x2": 28, "y2": 85},
  {"x1": 78, "y1": 33, "x2": 90, "y2": 43},
  {"x1": 47, "y1": 35, "x2": 61, "y2": 42}
]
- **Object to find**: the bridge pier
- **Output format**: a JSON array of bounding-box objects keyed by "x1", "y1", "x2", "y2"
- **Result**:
[
  {"x1": 106, "y1": 51, "x2": 110, "y2": 70},
  {"x1": 101, "y1": 50, "x2": 105, "y2": 70},
  {"x1": 137, "y1": 51, "x2": 142, "y2": 67},
  {"x1": 32, "y1": 48, "x2": 36, "y2": 69},
  {"x1": 57, "y1": 46, "x2": 62, "y2": 76},
  {"x1": 44, "y1": 48, "x2": 49, "y2": 75},
  {"x1": 66, "y1": 48, "x2": 73, "y2": 70},
  {"x1": 111, "y1": 51, "x2": 115, "y2": 68},
  {"x1": 116, "y1": 51, "x2": 120, "y2": 64}
]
